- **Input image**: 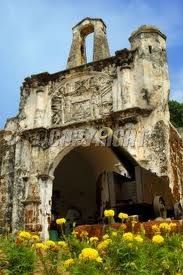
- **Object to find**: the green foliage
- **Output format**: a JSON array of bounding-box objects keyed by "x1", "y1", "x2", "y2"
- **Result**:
[
  {"x1": 0, "y1": 235, "x2": 35, "y2": 275},
  {"x1": 0, "y1": 229, "x2": 183, "y2": 275},
  {"x1": 106, "y1": 233, "x2": 183, "y2": 275},
  {"x1": 70, "y1": 261, "x2": 103, "y2": 275},
  {"x1": 169, "y1": 100, "x2": 183, "y2": 128}
]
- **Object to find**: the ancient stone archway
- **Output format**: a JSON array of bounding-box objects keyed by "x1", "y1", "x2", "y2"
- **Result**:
[
  {"x1": 0, "y1": 19, "x2": 183, "y2": 239},
  {"x1": 49, "y1": 145, "x2": 121, "y2": 236}
]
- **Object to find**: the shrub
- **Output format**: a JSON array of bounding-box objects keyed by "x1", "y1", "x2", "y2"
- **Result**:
[
  {"x1": 0, "y1": 217, "x2": 183, "y2": 274},
  {"x1": 0, "y1": 235, "x2": 35, "y2": 274}
]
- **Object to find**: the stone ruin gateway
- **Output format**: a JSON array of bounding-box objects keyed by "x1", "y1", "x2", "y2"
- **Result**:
[{"x1": 0, "y1": 18, "x2": 183, "y2": 239}]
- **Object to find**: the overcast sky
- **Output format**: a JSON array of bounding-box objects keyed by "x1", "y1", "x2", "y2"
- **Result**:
[{"x1": 0, "y1": 0, "x2": 183, "y2": 128}]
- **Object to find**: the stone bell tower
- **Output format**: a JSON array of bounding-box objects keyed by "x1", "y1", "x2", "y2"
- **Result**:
[{"x1": 67, "y1": 17, "x2": 110, "y2": 68}]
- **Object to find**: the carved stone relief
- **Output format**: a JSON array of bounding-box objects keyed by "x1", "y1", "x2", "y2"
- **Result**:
[{"x1": 51, "y1": 72, "x2": 113, "y2": 126}]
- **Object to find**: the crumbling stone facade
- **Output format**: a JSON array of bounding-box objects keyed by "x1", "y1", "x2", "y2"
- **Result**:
[{"x1": 0, "y1": 18, "x2": 182, "y2": 238}]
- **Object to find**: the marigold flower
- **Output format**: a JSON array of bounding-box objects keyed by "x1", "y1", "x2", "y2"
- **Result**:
[
  {"x1": 118, "y1": 212, "x2": 128, "y2": 219},
  {"x1": 80, "y1": 230, "x2": 89, "y2": 238},
  {"x1": 18, "y1": 231, "x2": 31, "y2": 240},
  {"x1": 152, "y1": 224, "x2": 160, "y2": 234},
  {"x1": 159, "y1": 223, "x2": 171, "y2": 232},
  {"x1": 96, "y1": 256, "x2": 103, "y2": 263},
  {"x1": 104, "y1": 209, "x2": 115, "y2": 217},
  {"x1": 79, "y1": 248, "x2": 99, "y2": 261},
  {"x1": 58, "y1": 241, "x2": 68, "y2": 249},
  {"x1": 64, "y1": 258, "x2": 74, "y2": 268},
  {"x1": 122, "y1": 232, "x2": 134, "y2": 242},
  {"x1": 134, "y1": 235, "x2": 143, "y2": 243},
  {"x1": 102, "y1": 234, "x2": 109, "y2": 240},
  {"x1": 56, "y1": 218, "x2": 66, "y2": 225},
  {"x1": 152, "y1": 234, "x2": 164, "y2": 244},
  {"x1": 31, "y1": 234, "x2": 40, "y2": 242},
  {"x1": 44, "y1": 240, "x2": 55, "y2": 248},
  {"x1": 34, "y1": 243, "x2": 48, "y2": 250},
  {"x1": 90, "y1": 237, "x2": 99, "y2": 242},
  {"x1": 169, "y1": 223, "x2": 177, "y2": 231},
  {"x1": 97, "y1": 239, "x2": 112, "y2": 251}
]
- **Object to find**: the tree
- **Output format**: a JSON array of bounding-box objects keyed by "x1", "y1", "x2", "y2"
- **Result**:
[{"x1": 169, "y1": 100, "x2": 183, "y2": 128}]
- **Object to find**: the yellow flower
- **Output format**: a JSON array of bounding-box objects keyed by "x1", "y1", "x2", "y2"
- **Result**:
[
  {"x1": 152, "y1": 234, "x2": 164, "y2": 244},
  {"x1": 104, "y1": 209, "x2": 115, "y2": 217},
  {"x1": 44, "y1": 240, "x2": 55, "y2": 248},
  {"x1": 103, "y1": 234, "x2": 109, "y2": 240},
  {"x1": 120, "y1": 223, "x2": 127, "y2": 231},
  {"x1": 31, "y1": 234, "x2": 40, "y2": 242},
  {"x1": 118, "y1": 212, "x2": 128, "y2": 219},
  {"x1": 122, "y1": 232, "x2": 134, "y2": 242},
  {"x1": 34, "y1": 243, "x2": 48, "y2": 250},
  {"x1": 64, "y1": 258, "x2": 74, "y2": 268},
  {"x1": 79, "y1": 248, "x2": 99, "y2": 261},
  {"x1": 112, "y1": 231, "x2": 117, "y2": 237},
  {"x1": 159, "y1": 223, "x2": 171, "y2": 232},
  {"x1": 134, "y1": 235, "x2": 143, "y2": 243},
  {"x1": 97, "y1": 239, "x2": 112, "y2": 251},
  {"x1": 90, "y1": 237, "x2": 99, "y2": 243},
  {"x1": 96, "y1": 256, "x2": 103, "y2": 263},
  {"x1": 169, "y1": 223, "x2": 177, "y2": 231},
  {"x1": 72, "y1": 230, "x2": 78, "y2": 237},
  {"x1": 80, "y1": 230, "x2": 89, "y2": 238},
  {"x1": 18, "y1": 231, "x2": 31, "y2": 240},
  {"x1": 152, "y1": 224, "x2": 160, "y2": 234},
  {"x1": 58, "y1": 241, "x2": 68, "y2": 249},
  {"x1": 56, "y1": 218, "x2": 66, "y2": 225},
  {"x1": 152, "y1": 224, "x2": 159, "y2": 230}
]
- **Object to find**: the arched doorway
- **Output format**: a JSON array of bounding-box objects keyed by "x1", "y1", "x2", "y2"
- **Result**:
[{"x1": 51, "y1": 145, "x2": 123, "y2": 228}]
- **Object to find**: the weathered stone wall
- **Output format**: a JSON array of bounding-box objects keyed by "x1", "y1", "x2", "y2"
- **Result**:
[
  {"x1": 170, "y1": 124, "x2": 183, "y2": 201},
  {"x1": 0, "y1": 130, "x2": 15, "y2": 230},
  {"x1": 0, "y1": 19, "x2": 182, "y2": 238},
  {"x1": 16, "y1": 24, "x2": 170, "y2": 180}
]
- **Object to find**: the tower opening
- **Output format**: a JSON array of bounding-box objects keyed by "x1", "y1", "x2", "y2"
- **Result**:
[{"x1": 85, "y1": 32, "x2": 94, "y2": 63}]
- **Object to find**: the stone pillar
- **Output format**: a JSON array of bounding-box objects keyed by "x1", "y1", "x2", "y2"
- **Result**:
[
  {"x1": 34, "y1": 89, "x2": 45, "y2": 128},
  {"x1": 38, "y1": 174, "x2": 54, "y2": 239},
  {"x1": 116, "y1": 66, "x2": 134, "y2": 111},
  {"x1": 22, "y1": 175, "x2": 42, "y2": 232},
  {"x1": 0, "y1": 176, "x2": 9, "y2": 231},
  {"x1": 0, "y1": 131, "x2": 15, "y2": 233},
  {"x1": 93, "y1": 21, "x2": 110, "y2": 62},
  {"x1": 23, "y1": 198, "x2": 41, "y2": 232},
  {"x1": 67, "y1": 31, "x2": 86, "y2": 69}
]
